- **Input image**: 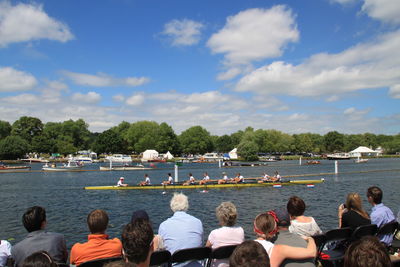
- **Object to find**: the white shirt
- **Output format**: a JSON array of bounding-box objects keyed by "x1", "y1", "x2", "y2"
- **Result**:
[
  {"x1": 117, "y1": 180, "x2": 124, "y2": 186},
  {"x1": 168, "y1": 176, "x2": 173, "y2": 182},
  {"x1": 0, "y1": 240, "x2": 11, "y2": 267},
  {"x1": 203, "y1": 175, "x2": 210, "y2": 180},
  {"x1": 255, "y1": 239, "x2": 274, "y2": 257},
  {"x1": 145, "y1": 177, "x2": 151, "y2": 184},
  {"x1": 289, "y1": 217, "x2": 322, "y2": 237}
]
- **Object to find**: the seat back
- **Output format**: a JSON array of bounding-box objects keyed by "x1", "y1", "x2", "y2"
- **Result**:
[
  {"x1": 79, "y1": 257, "x2": 123, "y2": 267},
  {"x1": 150, "y1": 250, "x2": 171, "y2": 267},
  {"x1": 312, "y1": 234, "x2": 327, "y2": 263},
  {"x1": 351, "y1": 224, "x2": 378, "y2": 241},
  {"x1": 206, "y1": 245, "x2": 238, "y2": 267},
  {"x1": 377, "y1": 221, "x2": 399, "y2": 236},
  {"x1": 171, "y1": 247, "x2": 211, "y2": 263},
  {"x1": 325, "y1": 227, "x2": 352, "y2": 243}
]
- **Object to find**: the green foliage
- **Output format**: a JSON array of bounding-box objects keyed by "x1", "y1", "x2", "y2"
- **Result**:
[
  {"x1": 0, "y1": 120, "x2": 12, "y2": 139},
  {"x1": 0, "y1": 136, "x2": 29, "y2": 160},
  {"x1": 324, "y1": 131, "x2": 345, "y2": 152},
  {"x1": 91, "y1": 129, "x2": 126, "y2": 154},
  {"x1": 156, "y1": 123, "x2": 180, "y2": 154},
  {"x1": 11, "y1": 116, "x2": 43, "y2": 142},
  {"x1": 178, "y1": 126, "x2": 213, "y2": 154},
  {"x1": 215, "y1": 135, "x2": 233, "y2": 152},
  {"x1": 237, "y1": 140, "x2": 259, "y2": 161}
]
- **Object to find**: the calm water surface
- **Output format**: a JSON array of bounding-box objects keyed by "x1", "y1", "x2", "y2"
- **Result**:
[{"x1": 1, "y1": 158, "x2": 399, "y2": 250}]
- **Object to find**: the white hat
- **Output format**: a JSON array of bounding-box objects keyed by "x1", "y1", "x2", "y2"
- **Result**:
[{"x1": 120, "y1": 177, "x2": 124, "y2": 180}]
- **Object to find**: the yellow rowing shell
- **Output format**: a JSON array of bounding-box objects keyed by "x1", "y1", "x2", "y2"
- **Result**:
[{"x1": 84, "y1": 178, "x2": 324, "y2": 190}]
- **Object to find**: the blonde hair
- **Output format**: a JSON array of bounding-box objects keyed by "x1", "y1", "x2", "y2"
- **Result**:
[
  {"x1": 170, "y1": 193, "x2": 189, "y2": 212},
  {"x1": 346, "y1": 192, "x2": 369, "y2": 220},
  {"x1": 254, "y1": 213, "x2": 276, "y2": 239},
  {"x1": 216, "y1": 202, "x2": 237, "y2": 226}
]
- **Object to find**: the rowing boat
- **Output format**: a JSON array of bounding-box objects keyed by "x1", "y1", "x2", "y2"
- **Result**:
[{"x1": 84, "y1": 178, "x2": 324, "y2": 190}]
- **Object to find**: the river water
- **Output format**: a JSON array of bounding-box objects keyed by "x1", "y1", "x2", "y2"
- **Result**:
[{"x1": 1, "y1": 158, "x2": 399, "y2": 250}]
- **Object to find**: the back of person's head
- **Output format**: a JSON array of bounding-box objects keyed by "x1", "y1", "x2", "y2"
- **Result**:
[
  {"x1": 367, "y1": 186, "x2": 383, "y2": 204},
  {"x1": 254, "y1": 213, "x2": 277, "y2": 239},
  {"x1": 87, "y1": 209, "x2": 109, "y2": 234},
  {"x1": 131, "y1": 209, "x2": 149, "y2": 223},
  {"x1": 122, "y1": 219, "x2": 154, "y2": 265},
  {"x1": 271, "y1": 208, "x2": 290, "y2": 228},
  {"x1": 103, "y1": 260, "x2": 127, "y2": 267},
  {"x1": 21, "y1": 251, "x2": 57, "y2": 267},
  {"x1": 346, "y1": 192, "x2": 369, "y2": 218},
  {"x1": 216, "y1": 201, "x2": 237, "y2": 227},
  {"x1": 23, "y1": 206, "x2": 46, "y2": 232},
  {"x1": 229, "y1": 240, "x2": 270, "y2": 267},
  {"x1": 170, "y1": 193, "x2": 188, "y2": 212},
  {"x1": 287, "y1": 196, "x2": 306, "y2": 217},
  {"x1": 344, "y1": 236, "x2": 391, "y2": 267}
]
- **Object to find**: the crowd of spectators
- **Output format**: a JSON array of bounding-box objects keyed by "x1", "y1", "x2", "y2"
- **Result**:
[{"x1": 0, "y1": 186, "x2": 399, "y2": 267}]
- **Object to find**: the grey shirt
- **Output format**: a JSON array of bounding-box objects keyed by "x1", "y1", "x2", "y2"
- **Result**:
[
  {"x1": 274, "y1": 230, "x2": 315, "y2": 267},
  {"x1": 11, "y1": 230, "x2": 67, "y2": 267}
]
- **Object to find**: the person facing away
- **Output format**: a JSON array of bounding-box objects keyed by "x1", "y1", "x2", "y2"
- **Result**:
[
  {"x1": 271, "y1": 208, "x2": 316, "y2": 267},
  {"x1": 131, "y1": 209, "x2": 163, "y2": 251},
  {"x1": 70, "y1": 209, "x2": 122, "y2": 266},
  {"x1": 139, "y1": 174, "x2": 151, "y2": 186},
  {"x1": 122, "y1": 219, "x2": 154, "y2": 267},
  {"x1": 343, "y1": 236, "x2": 392, "y2": 267},
  {"x1": 287, "y1": 196, "x2": 322, "y2": 237},
  {"x1": 206, "y1": 202, "x2": 244, "y2": 267},
  {"x1": 117, "y1": 177, "x2": 128, "y2": 187},
  {"x1": 162, "y1": 173, "x2": 174, "y2": 185},
  {"x1": 229, "y1": 240, "x2": 270, "y2": 267},
  {"x1": 338, "y1": 192, "x2": 370, "y2": 229},
  {"x1": 21, "y1": 251, "x2": 57, "y2": 267},
  {"x1": 367, "y1": 186, "x2": 395, "y2": 245},
  {"x1": 158, "y1": 193, "x2": 203, "y2": 256},
  {"x1": 0, "y1": 239, "x2": 12, "y2": 267},
  {"x1": 11, "y1": 206, "x2": 68, "y2": 267}
]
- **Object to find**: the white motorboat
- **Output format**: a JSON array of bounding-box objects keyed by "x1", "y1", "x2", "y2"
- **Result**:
[
  {"x1": 327, "y1": 153, "x2": 351, "y2": 160},
  {"x1": 354, "y1": 157, "x2": 369, "y2": 163},
  {"x1": 105, "y1": 154, "x2": 132, "y2": 163},
  {"x1": 42, "y1": 161, "x2": 84, "y2": 171},
  {"x1": 100, "y1": 161, "x2": 151, "y2": 171}
]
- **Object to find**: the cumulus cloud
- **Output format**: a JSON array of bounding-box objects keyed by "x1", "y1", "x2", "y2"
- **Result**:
[
  {"x1": 2, "y1": 93, "x2": 40, "y2": 105},
  {"x1": 235, "y1": 30, "x2": 400, "y2": 99},
  {"x1": 126, "y1": 93, "x2": 145, "y2": 106},
  {"x1": 0, "y1": 67, "x2": 37, "y2": 92},
  {"x1": 329, "y1": 0, "x2": 357, "y2": 5},
  {"x1": 61, "y1": 71, "x2": 150, "y2": 87},
  {"x1": 113, "y1": 94, "x2": 125, "y2": 102},
  {"x1": 0, "y1": 1, "x2": 74, "y2": 47},
  {"x1": 162, "y1": 19, "x2": 204, "y2": 46},
  {"x1": 361, "y1": 0, "x2": 400, "y2": 25},
  {"x1": 72, "y1": 92, "x2": 101, "y2": 104},
  {"x1": 389, "y1": 84, "x2": 400, "y2": 98},
  {"x1": 207, "y1": 6, "x2": 299, "y2": 66}
]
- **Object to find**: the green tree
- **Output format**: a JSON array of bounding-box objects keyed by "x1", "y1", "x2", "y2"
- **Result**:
[
  {"x1": 11, "y1": 116, "x2": 43, "y2": 142},
  {"x1": 344, "y1": 134, "x2": 363, "y2": 151},
  {"x1": 362, "y1": 133, "x2": 378, "y2": 149},
  {"x1": 0, "y1": 120, "x2": 12, "y2": 140},
  {"x1": 215, "y1": 135, "x2": 233, "y2": 153},
  {"x1": 237, "y1": 140, "x2": 259, "y2": 161},
  {"x1": 0, "y1": 136, "x2": 29, "y2": 159},
  {"x1": 156, "y1": 122, "x2": 180, "y2": 154},
  {"x1": 230, "y1": 130, "x2": 244, "y2": 147},
  {"x1": 293, "y1": 133, "x2": 314, "y2": 153},
  {"x1": 324, "y1": 131, "x2": 345, "y2": 152},
  {"x1": 61, "y1": 119, "x2": 91, "y2": 149},
  {"x1": 178, "y1": 126, "x2": 213, "y2": 154},
  {"x1": 125, "y1": 121, "x2": 159, "y2": 153},
  {"x1": 91, "y1": 129, "x2": 126, "y2": 154},
  {"x1": 31, "y1": 135, "x2": 55, "y2": 154}
]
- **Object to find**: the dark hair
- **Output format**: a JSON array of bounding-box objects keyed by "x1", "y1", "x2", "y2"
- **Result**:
[
  {"x1": 131, "y1": 210, "x2": 149, "y2": 223},
  {"x1": 367, "y1": 186, "x2": 383, "y2": 204},
  {"x1": 344, "y1": 236, "x2": 391, "y2": 267},
  {"x1": 22, "y1": 251, "x2": 57, "y2": 267},
  {"x1": 122, "y1": 219, "x2": 154, "y2": 264},
  {"x1": 87, "y1": 209, "x2": 109, "y2": 234},
  {"x1": 287, "y1": 196, "x2": 306, "y2": 217},
  {"x1": 23, "y1": 206, "x2": 46, "y2": 232},
  {"x1": 229, "y1": 241, "x2": 270, "y2": 267}
]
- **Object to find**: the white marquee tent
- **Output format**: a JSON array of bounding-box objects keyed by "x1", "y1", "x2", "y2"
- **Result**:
[
  {"x1": 142, "y1": 149, "x2": 159, "y2": 160},
  {"x1": 349, "y1": 146, "x2": 380, "y2": 157}
]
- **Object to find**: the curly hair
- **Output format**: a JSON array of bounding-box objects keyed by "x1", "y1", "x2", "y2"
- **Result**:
[
  {"x1": 170, "y1": 193, "x2": 189, "y2": 212},
  {"x1": 122, "y1": 219, "x2": 154, "y2": 264},
  {"x1": 344, "y1": 236, "x2": 391, "y2": 267},
  {"x1": 229, "y1": 241, "x2": 270, "y2": 267},
  {"x1": 216, "y1": 202, "x2": 237, "y2": 227}
]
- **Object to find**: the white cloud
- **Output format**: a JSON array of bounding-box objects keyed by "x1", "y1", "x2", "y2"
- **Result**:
[
  {"x1": 0, "y1": 67, "x2": 37, "y2": 92},
  {"x1": 72, "y1": 92, "x2": 101, "y2": 104},
  {"x1": 0, "y1": 1, "x2": 74, "y2": 47},
  {"x1": 162, "y1": 19, "x2": 204, "y2": 46},
  {"x1": 362, "y1": 0, "x2": 400, "y2": 25},
  {"x1": 3, "y1": 93, "x2": 40, "y2": 105},
  {"x1": 389, "y1": 84, "x2": 400, "y2": 98},
  {"x1": 235, "y1": 30, "x2": 400, "y2": 99},
  {"x1": 113, "y1": 94, "x2": 125, "y2": 102},
  {"x1": 207, "y1": 6, "x2": 299, "y2": 66},
  {"x1": 329, "y1": 0, "x2": 357, "y2": 5},
  {"x1": 62, "y1": 71, "x2": 150, "y2": 87},
  {"x1": 217, "y1": 67, "x2": 243, "y2": 81},
  {"x1": 126, "y1": 93, "x2": 145, "y2": 106}
]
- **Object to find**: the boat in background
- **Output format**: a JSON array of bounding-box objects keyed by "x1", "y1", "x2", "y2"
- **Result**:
[
  {"x1": 100, "y1": 160, "x2": 152, "y2": 171},
  {"x1": 20, "y1": 157, "x2": 49, "y2": 163},
  {"x1": 305, "y1": 160, "x2": 321, "y2": 165},
  {"x1": 0, "y1": 162, "x2": 31, "y2": 172},
  {"x1": 42, "y1": 161, "x2": 84, "y2": 171},
  {"x1": 327, "y1": 153, "x2": 350, "y2": 160},
  {"x1": 354, "y1": 157, "x2": 368, "y2": 163},
  {"x1": 105, "y1": 154, "x2": 132, "y2": 163}
]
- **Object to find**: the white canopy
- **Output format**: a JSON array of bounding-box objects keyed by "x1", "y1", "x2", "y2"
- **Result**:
[
  {"x1": 229, "y1": 148, "x2": 238, "y2": 160},
  {"x1": 142, "y1": 149, "x2": 159, "y2": 160},
  {"x1": 163, "y1": 151, "x2": 174, "y2": 159},
  {"x1": 349, "y1": 146, "x2": 379, "y2": 157}
]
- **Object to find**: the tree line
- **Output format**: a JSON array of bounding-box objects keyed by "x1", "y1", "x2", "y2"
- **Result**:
[{"x1": 0, "y1": 116, "x2": 399, "y2": 160}]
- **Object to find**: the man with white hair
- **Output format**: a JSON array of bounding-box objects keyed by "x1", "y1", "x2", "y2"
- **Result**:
[{"x1": 158, "y1": 193, "x2": 203, "y2": 256}]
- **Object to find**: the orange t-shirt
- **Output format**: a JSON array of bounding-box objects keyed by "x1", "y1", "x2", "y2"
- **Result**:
[{"x1": 70, "y1": 234, "x2": 122, "y2": 266}]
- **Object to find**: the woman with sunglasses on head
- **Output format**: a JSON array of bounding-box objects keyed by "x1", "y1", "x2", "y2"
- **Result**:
[
  {"x1": 21, "y1": 251, "x2": 57, "y2": 267},
  {"x1": 253, "y1": 211, "x2": 316, "y2": 267},
  {"x1": 338, "y1": 192, "x2": 370, "y2": 229}
]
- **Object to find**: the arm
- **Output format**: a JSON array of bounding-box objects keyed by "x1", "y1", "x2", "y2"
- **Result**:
[
  {"x1": 205, "y1": 240, "x2": 212, "y2": 247},
  {"x1": 270, "y1": 237, "x2": 316, "y2": 267},
  {"x1": 338, "y1": 204, "x2": 346, "y2": 228}
]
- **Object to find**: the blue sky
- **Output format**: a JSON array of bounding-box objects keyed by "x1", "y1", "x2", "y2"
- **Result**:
[{"x1": 0, "y1": 0, "x2": 399, "y2": 135}]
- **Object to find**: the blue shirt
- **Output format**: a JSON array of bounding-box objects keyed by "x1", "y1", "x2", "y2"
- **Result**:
[
  {"x1": 158, "y1": 211, "x2": 203, "y2": 266},
  {"x1": 371, "y1": 203, "x2": 395, "y2": 245}
]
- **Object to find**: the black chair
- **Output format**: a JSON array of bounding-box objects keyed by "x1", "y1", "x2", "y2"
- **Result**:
[
  {"x1": 350, "y1": 224, "x2": 378, "y2": 241},
  {"x1": 312, "y1": 234, "x2": 327, "y2": 264},
  {"x1": 57, "y1": 264, "x2": 70, "y2": 267},
  {"x1": 206, "y1": 244, "x2": 238, "y2": 267},
  {"x1": 171, "y1": 247, "x2": 211, "y2": 265},
  {"x1": 377, "y1": 221, "x2": 399, "y2": 244},
  {"x1": 79, "y1": 257, "x2": 123, "y2": 267},
  {"x1": 319, "y1": 227, "x2": 352, "y2": 267},
  {"x1": 150, "y1": 250, "x2": 172, "y2": 267}
]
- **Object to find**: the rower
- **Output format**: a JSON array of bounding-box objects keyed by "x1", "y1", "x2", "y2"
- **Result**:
[
  {"x1": 218, "y1": 172, "x2": 229, "y2": 184},
  {"x1": 269, "y1": 171, "x2": 281, "y2": 182},
  {"x1": 139, "y1": 174, "x2": 151, "y2": 186},
  {"x1": 162, "y1": 173, "x2": 174, "y2": 185},
  {"x1": 117, "y1": 177, "x2": 128, "y2": 187},
  {"x1": 199, "y1": 172, "x2": 210, "y2": 185},
  {"x1": 183, "y1": 173, "x2": 196, "y2": 186},
  {"x1": 231, "y1": 173, "x2": 244, "y2": 184},
  {"x1": 258, "y1": 172, "x2": 271, "y2": 183}
]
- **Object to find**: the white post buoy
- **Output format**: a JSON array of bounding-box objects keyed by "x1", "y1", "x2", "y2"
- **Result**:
[
  {"x1": 174, "y1": 164, "x2": 179, "y2": 183},
  {"x1": 299, "y1": 156, "x2": 302, "y2": 166},
  {"x1": 218, "y1": 159, "x2": 222, "y2": 168},
  {"x1": 335, "y1": 160, "x2": 338, "y2": 174}
]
